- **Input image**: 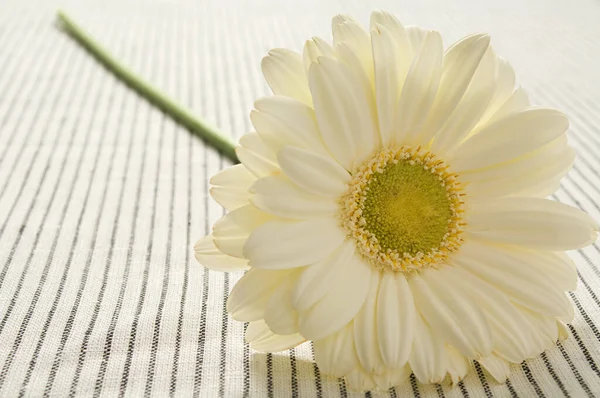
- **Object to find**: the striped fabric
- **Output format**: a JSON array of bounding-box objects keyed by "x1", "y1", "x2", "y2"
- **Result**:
[{"x1": 0, "y1": 0, "x2": 599, "y2": 396}]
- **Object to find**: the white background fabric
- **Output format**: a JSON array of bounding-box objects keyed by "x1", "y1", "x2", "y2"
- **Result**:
[{"x1": 0, "y1": 0, "x2": 599, "y2": 396}]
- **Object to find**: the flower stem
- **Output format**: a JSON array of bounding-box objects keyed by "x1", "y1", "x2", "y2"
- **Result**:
[{"x1": 56, "y1": 10, "x2": 239, "y2": 163}]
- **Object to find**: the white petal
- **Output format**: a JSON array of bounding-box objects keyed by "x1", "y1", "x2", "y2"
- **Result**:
[
  {"x1": 475, "y1": 56, "x2": 518, "y2": 129},
  {"x1": 477, "y1": 86, "x2": 529, "y2": 130},
  {"x1": 446, "y1": 346, "x2": 469, "y2": 386},
  {"x1": 251, "y1": 96, "x2": 328, "y2": 155},
  {"x1": 354, "y1": 271, "x2": 385, "y2": 374},
  {"x1": 213, "y1": 204, "x2": 272, "y2": 258},
  {"x1": 244, "y1": 218, "x2": 346, "y2": 269},
  {"x1": 405, "y1": 26, "x2": 429, "y2": 55},
  {"x1": 448, "y1": 108, "x2": 569, "y2": 172},
  {"x1": 303, "y1": 37, "x2": 335, "y2": 72},
  {"x1": 261, "y1": 49, "x2": 312, "y2": 106},
  {"x1": 246, "y1": 320, "x2": 306, "y2": 352},
  {"x1": 236, "y1": 133, "x2": 279, "y2": 178},
  {"x1": 409, "y1": 313, "x2": 447, "y2": 384},
  {"x1": 345, "y1": 369, "x2": 376, "y2": 392},
  {"x1": 209, "y1": 164, "x2": 255, "y2": 210},
  {"x1": 452, "y1": 241, "x2": 574, "y2": 320},
  {"x1": 464, "y1": 145, "x2": 574, "y2": 199},
  {"x1": 332, "y1": 19, "x2": 374, "y2": 85},
  {"x1": 530, "y1": 251, "x2": 578, "y2": 291},
  {"x1": 228, "y1": 268, "x2": 292, "y2": 322},
  {"x1": 431, "y1": 46, "x2": 496, "y2": 154},
  {"x1": 445, "y1": 266, "x2": 534, "y2": 363},
  {"x1": 291, "y1": 240, "x2": 356, "y2": 311},
  {"x1": 277, "y1": 146, "x2": 349, "y2": 197},
  {"x1": 371, "y1": 24, "x2": 406, "y2": 147},
  {"x1": 419, "y1": 34, "x2": 491, "y2": 144},
  {"x1": 372, "y1": 366, "x2": 411, "y2": 390},
  {"x1": 299, "y1": 256, "x2": 372, "y2": 340},
  {"x1": 194, "y1": 235, "x2": 249, "y2": 271},
  {"x1": 265, "y1": 274, "x2": 300, "y2": 335},
  {"x1": 370, "y1": 11, "x2": 409, "y2": 50},
  {"x1": 396, "y1": 31, "x2": 443, "y2": 145},
  {"x1": 250, "y1": 175, "x2": 338, "y2": 219},
  {"x1": 462, "y1": 134, "x2": 568, "y2": 184},
  {"x1": 308, "y1": 56, "x2": 379, "y2": 170},
  {"x1": 409, "y1": 268, "x2": 493, "y2": 359},
  {"x1": 518, "y1": 307, "x2": 560, "y2": 355},
  {"x1": 478, "y1": 355, "x2": 511, "y2": 383},
  {"x1": 467, "y1": 197, "x2": 598, "y2": 250},
  {"x1": 377, "y1": 272, "x2": 415, "y2": 369},
  {"x1": 313, "y1": 322, "x2": 359, "y2": 378}
]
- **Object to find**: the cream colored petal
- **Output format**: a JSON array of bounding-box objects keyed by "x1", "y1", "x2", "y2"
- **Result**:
[
  {"x1": 236, "y1": 133, "x2": 279, "y2": 178},
  {"x1": 303, "y1": 37, "x2": 335, "y2": 72},
  {"x1": 467, "y1": 197, "x2": 598, "y2": 250},
  {"x1": 453, "y1": 240, "x2": 574, "y2": 321},
  {"x1": 431, "y1": 46, "x2": 496, "y2": 154},
  {"x1": 446, "y1": 346, "x2": 469, "y2": 386},
  {"x1": 308, "y1": 56, "x2": 379, "y2": 170},
  {"x1": 291, "y1": 239, "x2": 355, "y2": 311},
  {"x1": 261, "y1": 49, "x2": 312, "y2": 106},
  {"x1": 251, "y1": 96, "x2": 328, "y2": 155},
  {"x1": 213, "y1": 204, "x2": 272, "y2": 258},
  {"x1": 370, "y1": 10, "x2": 409, "y2": 50},
  {"x1": 354, "y1": 271, "x2": 385, "y2": 374},
  {"x1": 419, "y1": 34, "x2": 491, "y2": 144},
  {"x1": 209, "y1": 164, "x2": 255, "y2": 211},
  {"x1": 313, "y1": 322, "x2": 359, "y2": 378},
  {"x1": 446, "y1": 266, "x2": 535, "y2": 363},
  {"x1": 194, "y1": 235, "x2": 249, "y2": 271},
  {"x1": 408, "y1": 312, "x2": 447, "y2": 384},
  {"x1": 345, "y1": 369, "x2": 376, "y2": 392},
  {"x1": 244, "y1": 218, "x2": 346, "y2": 269},
  {"x1": 277, "y1": 146, "x2": 350, "y2": 197},
  {"x1": 462, "y1": 134, "x2": 568, "y2": 183},
  {"x1": 477, "y1": 86, "x2": 529, "y2": 131},
  {"x1": 250, "y1": 175, "x2": 338, "y2": 219},
  {"x1": 464, "y1": 146, "x2": 574, "y2": 199},
  {"x1": 475, "y1": 56, "x2": 518, "y2": 129},
  {"x1": 478, "y1": 354, "x2": 511, "y2": 383},
  {"x1": 265, "y1": 274, "x2": 300, "y2": 335},
  {"x1": 409, "y1": 268, "x2": 493, "y2": 359},
  {"x1": 518, "y1": 306, "x2": 560, "y2": 356},
  {"x1": 377, "y1": 272, "x2": 415, "y2": 369},
  {"x1": 371, "y1": 24, "x2": 405, "y2": 148},
  {"x1": 332, "y1": 19, "x2": 374, "y2": 85},
  {"x1": 372, "y1": 365, "x2": 411, "y2": 390},
  {"x1": 528, "y1": 251, "x2": 577, "y2": 291},
  {"x1": 405, "y1": 26, "x2": 429, "y2": 55},
  {"x1": 396, "y1": 31, "x2": 443, "y2": 145},
  {"x1": 448, "y1": 108, "x2": 569, "y2": 172},
  {"x1": 246, "y1": 320, "x2": 306, "y2": 352},
  {"x1": 228, "y1": 268, "x2": 292, "y2": 322},
  {"x1": 298, "y1": 256, "x2": 372, "y2": 340}
]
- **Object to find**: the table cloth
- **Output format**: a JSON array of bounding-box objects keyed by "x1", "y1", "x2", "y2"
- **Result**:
[{"x1": 0, "y1": 0, "x2": 599, "y2": 396}]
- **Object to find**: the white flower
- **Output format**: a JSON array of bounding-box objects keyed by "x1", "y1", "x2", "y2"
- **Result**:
[{"x1": 194, "y1": 10, "x2": 598, "y2": 391}]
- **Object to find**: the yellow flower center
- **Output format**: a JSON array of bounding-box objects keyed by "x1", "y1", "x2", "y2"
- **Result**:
[{"x1": 339, "y1": 146, "x2": 465, "y2": 272}]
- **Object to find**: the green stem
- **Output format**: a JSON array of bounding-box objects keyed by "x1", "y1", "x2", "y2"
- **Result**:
[{"x1": 56, "y1": 10, "x2": 239, "y2": 163}]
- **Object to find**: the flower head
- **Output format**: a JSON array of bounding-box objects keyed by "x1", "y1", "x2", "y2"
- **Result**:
[{"x1": 195, "y1": 10, "x2": 598, "y2": 391}]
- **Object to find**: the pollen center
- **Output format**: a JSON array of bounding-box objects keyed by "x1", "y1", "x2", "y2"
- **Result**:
[{"x1": 339, "y1": 147, "x2": 465, "y2": 272}]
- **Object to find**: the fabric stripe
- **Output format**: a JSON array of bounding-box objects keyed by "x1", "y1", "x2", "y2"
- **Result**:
[
  {"x1": 0, "y1": 37, "x2": 94, "y2": 389},
  {"x1": 17, "y1": 53, "x2": 115, "y2": 398},
  {"x1": 1, "y1": 2, "x2": 600, "y2": 397},
  {"x1": 42, "y1": 73, "x2": 125, "y2": 396}
]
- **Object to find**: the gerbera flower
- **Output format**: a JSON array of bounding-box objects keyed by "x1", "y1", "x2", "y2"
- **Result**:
[{"x1": 194, "y1": 10, "x2": 598, "y2": 391}]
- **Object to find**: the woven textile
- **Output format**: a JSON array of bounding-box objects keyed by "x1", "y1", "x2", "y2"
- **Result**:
[{"x1": 1, "y1": 0, "x2": 599, "y2": 396}]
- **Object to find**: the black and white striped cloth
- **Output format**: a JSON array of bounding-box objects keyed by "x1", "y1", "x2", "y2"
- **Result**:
[{"x1": 0, "y1": 0, "x2": 599, "y2": 396}]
